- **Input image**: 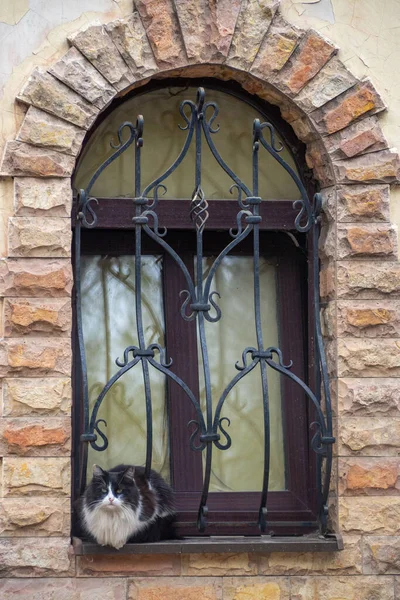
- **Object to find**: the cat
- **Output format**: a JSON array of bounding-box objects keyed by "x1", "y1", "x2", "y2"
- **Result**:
[{"x1": 75, "y1": 464, "x2": 177, "y2": 549}]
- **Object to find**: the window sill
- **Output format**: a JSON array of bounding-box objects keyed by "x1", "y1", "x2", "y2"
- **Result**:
[{"x1": 72, "y1": 533, "x2": 343, "y2": 555}]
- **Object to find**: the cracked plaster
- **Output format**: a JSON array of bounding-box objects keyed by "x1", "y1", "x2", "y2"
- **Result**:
[{"x1": 0, "y1": 0, "x2": 400, "y2": 253}]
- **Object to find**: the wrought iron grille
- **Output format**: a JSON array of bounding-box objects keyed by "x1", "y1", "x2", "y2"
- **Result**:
[{"x1": 74, "y1": 87, "x2": 334, "y2": 535}]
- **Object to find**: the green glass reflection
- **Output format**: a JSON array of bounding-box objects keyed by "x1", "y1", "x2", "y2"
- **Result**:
[{"x1": 74, "y1": 87, "x2": 301, "y2": 201}]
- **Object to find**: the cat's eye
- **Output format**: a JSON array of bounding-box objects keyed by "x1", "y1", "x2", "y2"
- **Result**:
[
  {"x1": 101, "y1": 488, "x2": 107, "y2": 493},
  {"x1": 116, "y1": 488, "x2": 122, "y2": 494}
]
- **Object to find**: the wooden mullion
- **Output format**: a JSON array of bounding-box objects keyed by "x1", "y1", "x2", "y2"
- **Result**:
[{"x1": 163, "y1": 252, "x2": 203, "y2": 492}]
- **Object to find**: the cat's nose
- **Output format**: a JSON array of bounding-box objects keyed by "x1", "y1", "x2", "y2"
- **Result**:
[{"x1": 108, "y1": 497, "x2": 114, "y2": 503}]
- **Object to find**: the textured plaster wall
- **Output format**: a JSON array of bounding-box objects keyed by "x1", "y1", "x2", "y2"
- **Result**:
[
  {"x1": 0, "y1": 0, "x2": 400, "y2": 250},
  {"x1": 281, "y1": 0, "x2": 400, "y2": 233}
]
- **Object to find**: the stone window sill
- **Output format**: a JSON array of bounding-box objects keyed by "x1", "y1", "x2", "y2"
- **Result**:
[{"x1": 72, "y1": 533, "x2": 342, "y2": 555}]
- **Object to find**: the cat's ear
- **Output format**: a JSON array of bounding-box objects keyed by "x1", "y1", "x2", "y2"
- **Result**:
[
  {"x1": 92, "y1": 464, "x2": 106, "y2": 479},
  {"x1": 122, "y1": 466, "x2": 135, "y2": 482}
]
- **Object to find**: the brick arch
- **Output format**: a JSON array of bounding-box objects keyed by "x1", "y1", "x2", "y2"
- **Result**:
[{"x1": 0, "y1": 1, "x2": 400, "y2": 547}]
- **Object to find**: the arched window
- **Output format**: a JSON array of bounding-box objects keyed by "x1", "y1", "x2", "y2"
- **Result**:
[{"x1": 72, "y1": 80, "x2": 334, "y2": 540}]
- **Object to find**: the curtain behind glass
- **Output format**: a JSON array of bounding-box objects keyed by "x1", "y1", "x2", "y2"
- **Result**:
[
  {"x1": 198, "y1": 256, "x2": 285, "y2": 492},
  {"x1": 81, "y1": 255, "x2": 170, "y2": 482}
]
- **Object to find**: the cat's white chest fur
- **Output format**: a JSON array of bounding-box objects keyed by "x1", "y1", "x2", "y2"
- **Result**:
[{"x1": 82, "y1": 503, "x2": 142, "y2": 549}]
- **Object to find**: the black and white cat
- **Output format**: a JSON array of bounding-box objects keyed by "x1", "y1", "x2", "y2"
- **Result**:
[{"x1": 76, "y1": 464, "x2": 176, "y2": 549}]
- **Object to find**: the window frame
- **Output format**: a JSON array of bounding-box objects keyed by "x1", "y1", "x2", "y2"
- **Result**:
[{"x1": 71, "y1": 78, "x2": 332, "y2": 541}]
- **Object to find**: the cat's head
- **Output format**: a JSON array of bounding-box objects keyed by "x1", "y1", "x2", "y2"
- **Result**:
[{"x1": 85, "y1": 465, "x2": 139, "y2": 512}]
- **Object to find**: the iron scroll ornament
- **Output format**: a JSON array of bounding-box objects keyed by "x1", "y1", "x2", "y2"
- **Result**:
[{"x1": 75, "y1": 88, "x2": 334, "y2": 535}]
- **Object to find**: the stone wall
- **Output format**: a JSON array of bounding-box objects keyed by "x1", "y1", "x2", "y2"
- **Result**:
[{"x1": 0, "y1": 0, "x2": 400, "y2": 598}]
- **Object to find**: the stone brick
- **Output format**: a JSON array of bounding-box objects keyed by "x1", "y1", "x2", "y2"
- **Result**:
[
  {"x1": 295, "y1": 56, "x2": 357, "y2": 113},
  {"x1": 0, "y1": 498, "x2": 70, "y2": 536},
  {"x1": 340, "y1": 497, "x2": 400, "y2": 535},
  {"x1": 17, "y1": 107, "x2": 85, "y2": 156},
  {"x1": 127, "y1": 576, "x2": 222, "y2": 600},
  {"x1": 174, "y1": 0, "x2": 241, "y2": 62},
  {"x1": 290, "y1": 114, "x2": 318, "y2": 144},
  {"x1": 227, "y1": 0, "x2": 279, "y2": 70},
  {"x1": 78, "y1": 553, "x2": 181, "y2": 576},
  {"x1": 258, "y1": 536, "x2": 362, "y2": 575},
  {"x1": 325, "y1": 117, "x2": 388, "y2": 160},
  {"x1": 337, "y1": 224, "x2": 397, "y2": 260},
  {"x1": 4, "y1": 298, "x2": 72, "y2": 337},
  {"x1": 105, "y1": 14, "x2": 158, "y2": 79},
  {"x1": 305, "y1": 141, "x2": 335, "y2": 188},
  {"x1": 251, "y1": 14, "x2": 303, "y2": 79},
  {"x1": 3, "y1": 377, "x2": 71, "y2": 416},
  {"x1": 181, "y1": 553, "x2": 257, "y2": 576},
  {"x1": 337, "y1": 184, "x2": 390, "y2": 222},
  {"x1": 339, "y1": 417, "x2": 400, "y2": 456},
  {"x1": 1, "y1": 141, "x2": 75, "y2": 177},
  {"x1": 320, "y1": 261, "x2": 335, "y2": 300},
  {"x1": 364, "y1": 537, "x2": 400, "y2": 574},
  {"x1": 68, "y1": 24, "x2": 133, "y2": 92},
  {"x1": 0, "y1": 538, "x2": 73, "y2": 577},
  {"x1": 333, "y1": 149, "x2": 400, "y2": 185},
  {"x1": 339, "y1": 458, "x2": 400, "y2": 495},
  {"x1": 0, "y1": 417, "x2": 71, "y2": 456},
  {"x1": 274, "y1": 30, "x2": 336, "y2": 96},
  {"x1": 311, "y1": 80, "x2": 386, "y2": 135},
  {"x1": 0, "y1": 258, "x2": 72, "y2": 297},
  {"x1": 223, "y1": 577, "x2": 290, "y2": 600},
  {"x1": 0, "y1": 338, "x2": 71, "y2": 377},
  {"x1": 3, "y1": 457, "x2": 70, "y2": 496},
  {"x1": 207, "y1": 0, "x2": 242, "y2": 58},
  {"x1": 8, "y1": 217, "x2": 71, "y2": 258},
  {"x1": 337, "y1": 300, "x2": 400, "y2": 337},
  {"x1": 337, "y1": 261, "x2": 400, "y2": 299},
  {"x1": 49, "y1": 46, "x2": 116, "y2": 109},
  {"x1": 290, "y1": 576, "x2": 394, "y2": 600},
  {"x1": 17, "y1": 68, "x2": 98, "y2": 129},
  {"x1": 134, "y1": 0, "x2": 187, "y2": 69},
  {"x1": 0, "y1": 579, "x2": 127, "y2": 598},
  {"x1": 338, "y1": 338, "x2": 400, "y2": 377},
  {"x1": 338, "y1": 378, "x2": 400, "y2": 417},
  {"x1": 14, "y1": 177, "x2": 72, "y2": 217}
]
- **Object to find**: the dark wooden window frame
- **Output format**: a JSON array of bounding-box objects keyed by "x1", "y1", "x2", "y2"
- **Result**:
[{"x1": 72, "y1": 78, "x2": 320, "y2": 538}]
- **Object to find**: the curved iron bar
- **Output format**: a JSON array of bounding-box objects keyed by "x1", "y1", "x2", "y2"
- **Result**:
[
  {"x1": 86, "y1": 121, "x2": 139, "y2": 198},
  {"x1": 202, "y1": 225, "x2": 253, "y2": 306},
  {"x1": 142, "y1": 224, "x2": 196, "y2": 301},
  {"x1": 212, "y1": 357, "x2": 260, "y2": 449},
  {"x1": 77, "y1": 192, "x2": 99, "y2": 228},
  {"x1": 264, "y1": 356, "x2": 331, "y2": 444},
  {"x1": 201, "y1": 110, "x2": 252, "y2": 199},
  {"x1": 254, "y1": 119, "x2": 313, "y2": 233},
  {"x1": 141, "y1": 102, "x2": 196, "y2": 199},
  {"x1": 88, "y1": 356, "x2": 141, "y2": 450},
  {"x1": 147, "y1": 356, "x2": 207, "y2": 440}
]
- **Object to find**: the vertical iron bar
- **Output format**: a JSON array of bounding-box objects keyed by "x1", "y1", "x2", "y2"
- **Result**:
[
  {"x1": 253, "y1": 129, "x2": 270, "y2": 532},
  {"x1": 75, "y1": 196, "x2": 89, "y2": 493},
  {"x1": 134, "y1": 124, "x2": 153, "y2": 478},
  {"x1": 196, "y1": 97, "x2": 213, "y2": 531}
]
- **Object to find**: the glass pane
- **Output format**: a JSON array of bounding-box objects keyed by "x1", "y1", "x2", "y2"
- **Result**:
[
  {"x1": 81, "y1": 255, "x2": 170, "y2": 483},
  {"x1": 74, "y1": 87, "x2": 300, "y2": 201},
  {"x1": 197, "y1": 256, "x2": 285, "y2": 492}
]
